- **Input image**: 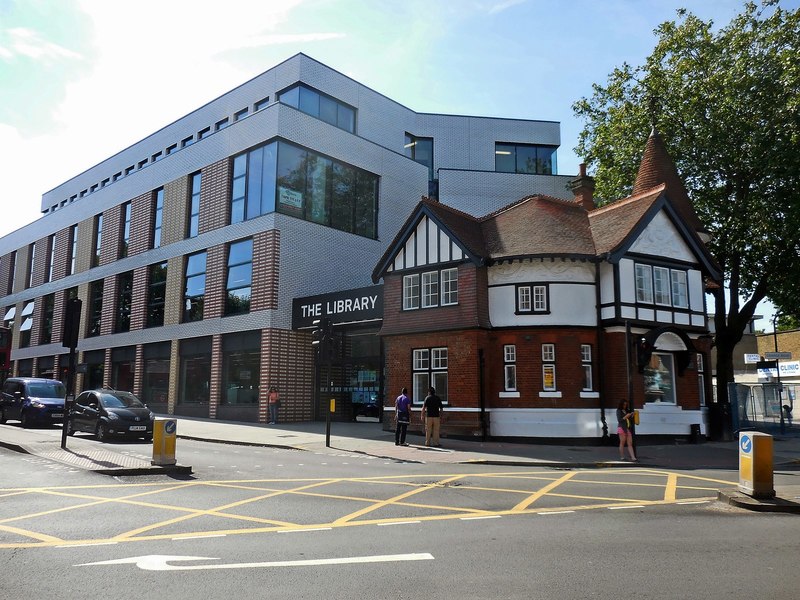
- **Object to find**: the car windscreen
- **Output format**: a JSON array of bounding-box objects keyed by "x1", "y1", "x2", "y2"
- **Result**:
[
  {"x1": 100, "y1": 393, "x2": 144, "y2": 409},
  {"x1": 27, "y1": 382, "x2": 67, "y2": 399}
]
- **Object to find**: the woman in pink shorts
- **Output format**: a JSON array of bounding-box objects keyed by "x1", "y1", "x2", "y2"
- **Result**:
[{"x1": 616, "y1": 400, "x2": 637, "y2": 461}]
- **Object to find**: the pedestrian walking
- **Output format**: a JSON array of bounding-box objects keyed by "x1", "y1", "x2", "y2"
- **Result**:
[
  {"x1": 267, "y1": 386, "x2": 280, "y2": 424},
  {"x1": 422, "y1": 386, "x2": 443, "y2": 447},
  {"x1": 616, "y1": 399, "x2": 637, "y2": 461},
  {"x1": 395, "y1": 387, "x2": 411, "y2": 446}
]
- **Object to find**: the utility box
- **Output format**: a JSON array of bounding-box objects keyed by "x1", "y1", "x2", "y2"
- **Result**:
[
  {"x1": 738, "y1": 431, "x2": 774, "y2": 499},
  {"x1": 152, "y1": 418, "x2": 177, "y2": 466}
]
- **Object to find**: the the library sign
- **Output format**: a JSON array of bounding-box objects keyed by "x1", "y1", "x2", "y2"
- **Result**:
[{"x1": 292, "y1": 285, "x2": 383, "y2": 329}]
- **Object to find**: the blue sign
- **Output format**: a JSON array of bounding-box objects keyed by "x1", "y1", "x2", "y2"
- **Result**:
[
  {"x1": 740, "y1": 435, "x2": 752, "y2": 454},
  {"x1": 165, "y1": 420, "x2": 177, "y2": 435}
]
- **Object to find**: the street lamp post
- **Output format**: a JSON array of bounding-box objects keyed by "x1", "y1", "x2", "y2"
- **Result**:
[{"x1": 773, "y1": 313, "x2": 785, "y2": 435}]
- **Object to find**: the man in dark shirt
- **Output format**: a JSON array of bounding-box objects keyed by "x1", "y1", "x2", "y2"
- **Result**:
[
  {"x1": 422, "y1": 386, "x2": 443, "y2": 447},
  {"x1": 394, "y1": 387, "x2": 411, "y2": 446}
]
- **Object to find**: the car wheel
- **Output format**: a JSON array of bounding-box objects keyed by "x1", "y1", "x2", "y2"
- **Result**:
[
  {"x1": 0, "y1": 407, "x2": 6, "y2": 424},
  {"x1": 95, "y1": 422, "x2": 109, "y2": 442},
  {"x1": 65, "y1": 420, "x2": 76, "y2": 437},
  {"x1": 20, "y1": 411, "x2": 30, "y2": 428}
]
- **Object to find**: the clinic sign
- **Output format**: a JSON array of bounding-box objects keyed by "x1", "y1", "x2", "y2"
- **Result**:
[
  {"x1": 757, "y1": 360, "x2": 800, "y2": 379},
  {"x1": 292, "y1": 285, "x2": 383, "y2": 329}
]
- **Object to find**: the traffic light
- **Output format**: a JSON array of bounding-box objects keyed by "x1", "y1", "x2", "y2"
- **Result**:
[
  {"x1": 635, "y1": 336, "x2": 653, "y2": 372},
  {"x1": 311, "y1": 318, "x2": 334, "y2": 360},
  {"x1": 311, "y1": 319, "x2": 325, "y2": 350},
  {"x1": 62, "y1": 297, "x2": 82, "y2": 349}
]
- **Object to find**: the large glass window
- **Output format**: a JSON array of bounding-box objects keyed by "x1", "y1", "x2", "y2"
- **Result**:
[
  {"x1": 279, "y1": 83, "x2": 356, "y2": 133},
  {"x1": 7, "y1": 251, "x2": 16, "y2": 294},
  {"x1": 404, "y1": 134, "x2": 434, "y2": 180},
  {"x1": 87, "y1": 280, "x2": 103, "y2": 337},
  {"x1": 180, "y1": 349, "x2": 211, "y2": 405},
  {"x1": 19, "y1": 301, "x2": 34, "y2": 348},
  {"x1": 412, "y1": 347, "x2": 448, "y2": 404},
  {"x1": 184, "y1": 251, "x2": 206, "y2": 323},
  {"x1": 147, "y1": 262, "x2": 167, "y2": 327},
  {"x1": 111, "y1": 346, "x2": 135, "y2": 392},
  {"x1": 115, "y1": 271, "x2": 133, "y2": 333},
  {"x1": 26, "y1": 243, "x2": 35, "y2": 288},
  {"x1": 187, "y1": 172, "x2": 201, "y2": 238},
  {"x1": 495, "y1": 143, "x2": 557, "y2": 175},
  {"x1": 232, "y1": 140, "x2": 377, "y2": 239},
  {"x1": 226, "y1": 239, "x2": 252, "y2": 316},
  {"x1": 46, "y1": 235, "x2": 55, "y2": 283},
  {"x1": 221, "y1": 333, "x2": 260, "y2": 405},
  {"x1": 644, "y1": 352, "x2": 676, "y2": 404},
  {"x1": 142, "y1": 342, "x2": 170, "y2": 408}
]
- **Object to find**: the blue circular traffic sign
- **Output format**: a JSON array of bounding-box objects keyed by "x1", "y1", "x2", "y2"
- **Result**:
[
  {"x1": 740, "y1": 435, "x2": 752, "y2": 453},
  {"x1": 165, "y1": 420, "x2": 177, "y2": 435}
]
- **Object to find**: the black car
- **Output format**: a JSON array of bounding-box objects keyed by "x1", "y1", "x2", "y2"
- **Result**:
[
  {"x1": 66, "y1": 389, "x2": 155, "y2": 442},
  {"x1": 0, "y1": 377, "x2": 67, "y2": 427}
]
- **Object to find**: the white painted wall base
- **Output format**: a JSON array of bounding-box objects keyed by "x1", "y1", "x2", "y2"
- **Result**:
[{"x1": 487, "y1": 406, "x2": 707, "y2": 438}]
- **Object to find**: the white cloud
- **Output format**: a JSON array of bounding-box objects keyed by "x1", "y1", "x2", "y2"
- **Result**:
[{"x1": 0, "y1": 27, "x2": 82, "y2": 64}]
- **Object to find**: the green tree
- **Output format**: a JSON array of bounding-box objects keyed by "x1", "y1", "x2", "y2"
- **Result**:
[{"x1": 573, "y1": 1, "x2": 800, "y2": 429}]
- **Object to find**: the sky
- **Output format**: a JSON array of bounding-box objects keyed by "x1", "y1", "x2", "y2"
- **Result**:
[{"x1": 0, "y1": 0, "x2": 793, "y2": 330}]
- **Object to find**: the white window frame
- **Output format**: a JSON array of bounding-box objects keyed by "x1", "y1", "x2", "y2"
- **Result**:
[
  {"x1": 403, "y1": 274, "x2": 420, "y2": 310},
  {"x1": 441, "y1": 268, "x2": 458, "y2": 305},
  {"x1": 580, "y1": 344, "x2": 593, "y2": 391},
  {"x1": 504, "y1": 345, "x2": 517, "y2": 391},
  {"x1": 533, "y1": 285, "x2": 547, "y2": 311},
  {"x1": 542, "y1": 343, "x2": 556, "y2": 392},
  {"x1": 518, "y1": 286, "x2": 531, "y2": 312},
  {"x1": 697, "y1": 353, "x2": 706, "y2": 406},
  {"x1": 421, "y1": 271, "x2": 439, "y2": 308},
  {"x1": 671, "y1": 270, "x2": 689, "y2": 308},
  {"x1": 542, "y1": 343, "x2": 555, "y2": 362},
  {"x1": 635, "y1": 264, "x2": 653, "y2": 303},
  {"x1": 413, "y1": 347, "x2": 448, "y2": 404},
  {"x1": 653, "y1": 266, "x2": 671, "y2": 305}
]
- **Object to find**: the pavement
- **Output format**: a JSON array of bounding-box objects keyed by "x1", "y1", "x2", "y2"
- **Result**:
[{"x1": 2, "y1": 416, "x2": 800, "y2": 513}]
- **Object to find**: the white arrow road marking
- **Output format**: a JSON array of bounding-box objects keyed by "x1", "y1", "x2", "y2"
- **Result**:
[{"x1": 78, "y1": 553, "x2": 434, "y2": 571}]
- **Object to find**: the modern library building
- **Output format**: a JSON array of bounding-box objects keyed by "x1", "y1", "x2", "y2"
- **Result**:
[{"x1": 0, "y1": 53, "x2": 574, "y2": 429}]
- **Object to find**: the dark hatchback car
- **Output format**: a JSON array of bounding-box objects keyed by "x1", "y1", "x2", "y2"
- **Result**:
[
  {"x1": 66, "y1": 389, "x2": 155, "y2": 442},
  {"x1": 0, "y1": 377, "x2": 67, "y2": 427}
]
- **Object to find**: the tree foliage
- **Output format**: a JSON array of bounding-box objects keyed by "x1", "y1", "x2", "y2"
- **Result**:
[{"x1": 573, "y1": 1, "x2": 800, "y2": 407}]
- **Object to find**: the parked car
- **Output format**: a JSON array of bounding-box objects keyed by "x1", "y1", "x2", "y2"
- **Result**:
[
  {"x1": 66, "y1": 389, "x2": 155, "y2": 442},
  {"x1": 0, "y1": 377, "x2": 67, "y2": 428}
]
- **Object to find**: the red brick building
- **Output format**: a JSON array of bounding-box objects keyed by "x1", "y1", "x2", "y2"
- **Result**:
[{"x1": 373, "y1": 130, "x2": 722, "y2": 440}]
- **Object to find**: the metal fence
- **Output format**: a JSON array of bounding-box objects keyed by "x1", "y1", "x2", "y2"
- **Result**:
[{"x1": 729, "y1": 382, "x2": 797, "y2": 434}]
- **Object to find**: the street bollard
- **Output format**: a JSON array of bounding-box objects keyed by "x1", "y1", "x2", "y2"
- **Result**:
[
  {"x1": 738, "y1": 431, "x2": 775, "y2": 499},
  {"x1": 152, "y1": 418, "x2": 177, "y2": 466}
]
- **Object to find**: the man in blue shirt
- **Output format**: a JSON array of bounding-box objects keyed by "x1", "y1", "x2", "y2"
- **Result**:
[{"x1": 395, "y1": 387, "x2": 411, "y2": 446}]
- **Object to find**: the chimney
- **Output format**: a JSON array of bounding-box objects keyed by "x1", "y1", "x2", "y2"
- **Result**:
[{"x1": 569, "y1": 163, "x2": 595, "y2": 211}]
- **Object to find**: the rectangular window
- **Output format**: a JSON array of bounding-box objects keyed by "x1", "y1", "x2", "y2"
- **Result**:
[
  {"x1": 87, "y1": 280, "x2": 103, "y2": 337},
  {"x1": 7, "y1": 251, "x2": 16, "y2": 294},
  {"x1": 671, "y1": 270, "x2": 688, "y2": 308},
  {"x1": 152, "y1": 188, "x2": 163, "y2": 249},
  {"x1": 254, "y1": 97, "x2": 270, "y2": 111},
  {"x1": 26, "y1": 243, "x2": 35, "y2": 288},
  {"x1": 226, "y1": 238, "x2": 252, "y2": 315},
  {"x1": 187, "y1": 172, "x2": 201, "y2": 238},
  {"x1": 518, "y1": 286, "x2": 531, "y2": 312},
  {"x1": 533, "y1": 285, "x2": 547, "y2": 311},
  {"x1": 653, "y1": 266, "x2": 671, "y2": 305},
  {"x1": 68, "y1": 226, "x2": 77, "y2": 276},
  {"x1": 92, "y1": 214, "x2": 103, "y2": 268},
  {"x1": 115, "y1": 271, "x2": 133, "y2": 333},
  {"x1": 542, "y1": 343, "x2": 556, "y2": 391},
  {"x1": 644, "y1": 353, "x2": 676, "y2": 404},
  {"x1": 279, "y1": 83, "x2": 356, "y2": 134},
  {"x1": 19, "y1": 300, "x2": 34, "y2": 348},
  {"x1": 697, "y1": 353, "x2": 706, "y2": 407},
  {"x1": 412, "y1": 347, "x2": 448, "y2": 404},
  {"x1": 504, "y1": 345, "x2": 517, "y2": 391},
  {"x1": 215, "y1": 118, "x2": 229, "y2": 131},
  {"x1": 181, "y1": 136, "x2": 193, "y2": 148},
  {"x1": 184, "y1": 251, "x2": 206, "y2": 323},
  {"x1": 46, "y1": 235, "x2": 55, "y2": 283},
  {"x1": 441, "y1": 268, "x2": 458, "y2": 305},
  {"x1": 495, "y1": 142, "x2": 557, "y2": 175},
  {"x1": 234, "y1": 108, "x2": 249, "y2": 121},
  {"x1": 403, "y1": 274, "x2": 419, "y2": 310},
  {"x1": 404, "y1": 134, "x2": 434, "y2": 180},
  {"x1": 146, "y1": 262, "x2": 167, "y2": 328},
  {"x1": 41, "y1": 293, "x2": 54, "y2": 344},
  {"x1": 119, "y1": 201, "x2": 131, "y2": 258},
  {"x1": 581, "y1": 344, "x2": 593, "y2": 391},
  {"x1": 198, "y1": 127, "x2": 211, "y2": 140},
  {"x1": 421, "y1": 271, "x2": 439, "y2": 308},
  {"x1": 635, "y1": 264, "x2": 653, "y2": 303}
]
